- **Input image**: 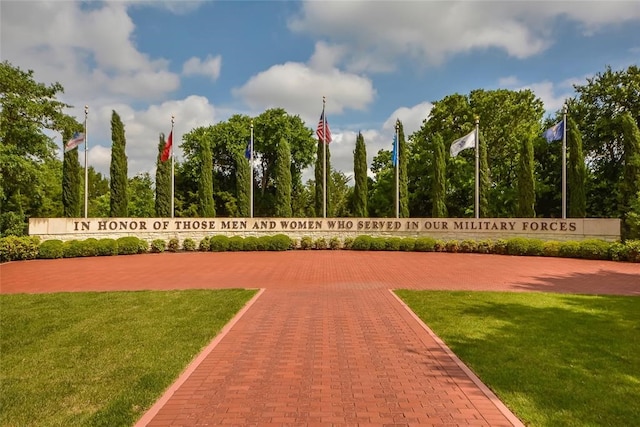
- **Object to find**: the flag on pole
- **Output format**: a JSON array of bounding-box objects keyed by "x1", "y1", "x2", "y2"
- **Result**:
[
  {"x1": 392, "y1": 133, "x2": 398, "y2": 166},
  {"x1": 544, "y1": 120, "x2": 564, "y2": 142},
  {"x1": 65, "y1": 132, "x2": 85, "y2": 152},
  {"x1": 449, "y1": 130, "x2": 475, "y2": 157},
  {"x1": 244, "y1": 139, "x2": 252, "y2": 160},
  {"x1": 316, "y1": 111, "x2": 332, "y2": 143},
  {"x1": 161, "y1": 130, "x2": 173, "y2": 162}
]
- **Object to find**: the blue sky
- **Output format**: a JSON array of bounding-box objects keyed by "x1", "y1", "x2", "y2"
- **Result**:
[{"x1": 2, "y1": 0, "x2": 639, "y2": 180}]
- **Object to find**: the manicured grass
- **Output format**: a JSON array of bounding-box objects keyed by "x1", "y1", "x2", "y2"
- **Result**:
[
  {"x1": 1, "y1": 289, "x2": 257, "y2": 426},
  {"x1": 395, "y1": 290, "x2": 640, "y2": 426}
]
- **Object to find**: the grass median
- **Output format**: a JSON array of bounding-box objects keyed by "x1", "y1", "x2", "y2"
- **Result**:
[
  {"x1": 1, "y1": 289, "x2": 258, "y2": 426},
  {"x1": 395, "y1": 290, "x2": 640, "y2": 426}
]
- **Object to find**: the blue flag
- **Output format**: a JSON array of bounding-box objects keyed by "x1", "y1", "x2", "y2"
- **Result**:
[
  {"x1": 392, "y1": 133, "x2": 398, "y2": 166},
  {"x1": 244, "y1": 140, "x2": 252, "y2": 160},
  {"x1": 544, "y1": 120, "x2": 564, "y2": 142}
]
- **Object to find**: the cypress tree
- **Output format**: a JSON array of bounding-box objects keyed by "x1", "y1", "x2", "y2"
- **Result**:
[
  {"x1": 109, "y1": 110, "x2": 128, "y2": 217},
  {"x1": 155, "y1": 132, "x2": 171, "y2": 217},
  {"x1": 198, "y1": 137, "x2": 215, "y2": 217},
  {"x1": 567, "y1": 117, "x2": 586, "y2": 218},
  {"x1": 353, "y1": 132, "x2": 368, "y2": 217},
  {"x1": 517, "y1": 136, "x2": 536, "y2": 217},
  {"x1": 62, "y1": 129, "x2": 81, "y2": 217},
  {"x1": 396, "y1": 120, "x2": 410, "y2": 217},
  {"x1": 479, "y1": 131, "x2": 490, "y2": 217},
  {"x1": 314, "y1": 140, "x2": 331, "y2": 216},
  {"x1": 619, "y1": 112, "x2": 640, "y2": 237},
  {"x1": 236, "y1": 152, "x2": 251, "y2": 217},
  {"x1": 431, "y1": 134, "x2": 447, "y2": 217},
  {"x1": 275, "y1": 136, "x2": 293, "y2": 217}
]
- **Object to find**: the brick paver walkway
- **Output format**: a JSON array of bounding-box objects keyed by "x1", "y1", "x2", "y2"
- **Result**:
[{"x1": 2, "y1": 252, "x2": 638, "y2": 426}]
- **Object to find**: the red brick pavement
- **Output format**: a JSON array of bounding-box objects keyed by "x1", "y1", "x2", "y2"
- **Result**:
[{"x1": 2, "y1": 252, "x2": 639, "y2": 426}]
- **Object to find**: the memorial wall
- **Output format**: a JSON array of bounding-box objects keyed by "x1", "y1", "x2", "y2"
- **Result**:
[{"x1": 29, "y1": 217, "x2": 621, "y2": 243}]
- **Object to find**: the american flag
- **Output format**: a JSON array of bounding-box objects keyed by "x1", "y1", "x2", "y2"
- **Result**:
[
  {"x1": 316, "y1": 111, "x2": 332, "y2": 144},
  {"x1": 64, "y1": 132, "x2": 85, "y2": 153}
]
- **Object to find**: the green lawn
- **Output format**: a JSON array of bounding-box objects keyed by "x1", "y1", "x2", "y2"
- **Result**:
[
  {"x1": 395, "y1": 290, "x2": 640, "y2": 427},
  {"x1": 0, "y1": 289, "x2": 257, "y2": 427}
]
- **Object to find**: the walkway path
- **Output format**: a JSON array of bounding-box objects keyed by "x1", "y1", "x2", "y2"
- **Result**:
[{"x1": 2, "y1": 252, "x2": 638, "y2": 426}]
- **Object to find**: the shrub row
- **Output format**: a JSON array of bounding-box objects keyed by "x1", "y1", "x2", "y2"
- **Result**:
[{"x1": 1, "y1": 235, "x2": 638, "y2": 263}]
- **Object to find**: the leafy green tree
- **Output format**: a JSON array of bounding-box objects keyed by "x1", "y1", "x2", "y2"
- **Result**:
[
  {"x1": 410, "y1": 94, "x2": 473, "y2": 217},
  {"x1": 0, "y1": 61, "x2": 78, "y2": 233},
  {"x1": 253, "y1": 109, "x2": 315, "y2": 216},
  {"x1": 314, "y1": 140, "x2": 331, "y2": 216},
  {"x1": 571, "y1": 65, "x2": 640, "y2": 217},
  {"x1": 567, "y1": 117, "x2": 586, "y2": 218},
  {"x1": 619, "y1": 112, "x2": 640, "y2": 238},
  {"x1": 109, "y1": 110, "x2": 128, "y2": 217},
  {"x1": 431, "y1": 133, "x2": 447, "y2": 217},
  {"x1": 396, "y1": 120, "x2": 410, "y2": 217},
  {"x1": 128, "y1": 173, "x2": 155, "y2": 217},
  {"x1": 330, "y1": 171, "x2": 353, "y2": 217},
  {"x1": 368, "y1": 150, "x2": 394, "y2": 217},
  {"x1": 479, "y1": 131, "x2": 490, "y2": 217},
  {"x1": 62, "y1": 129, "x2": 81, "y2": 217},
  {"x1": 198, "y1": 136, "x2": 215, "y2": 217},
  {"x1": 155, "y1": 132, "x2": 171, "y2": 217},
  {"x1": 86, "y1": 167, "x2": 110, "y2": 217},
  {"x1": 517, "y1": 136, "x2": 536, "y2": 217},
  {"x1": 274, "y1": 136, "x2": 292, "y2": 217},
  {"x1": 470, "y1": 89, "x2": 544, "y2": 217},
  {"x1": 353, "y1": 132, "x2": 368, "y2": 217},
  {"x1": 235, "y1": 151, "x2": 251, "y2": 217}
]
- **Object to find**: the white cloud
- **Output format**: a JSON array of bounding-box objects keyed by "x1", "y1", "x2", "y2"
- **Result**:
[
  {"x1": 383, "y1": 102, "x2": 434, "y2": 136},
  {"x1": 289, "y1": 1, "x2": 640, "y2": 73},
  {"x1": 233, "y1": 58, "x2": 376, "y2": 124},
  {"x1": 499, "y1": 77, "x2": 577, "y2": 115},
  {"x1": 1, "y1": 1, "x2": 180, "y2": 104},
  {"x1": 182, "y1": 55, "x2": 222, "y2": 81}
]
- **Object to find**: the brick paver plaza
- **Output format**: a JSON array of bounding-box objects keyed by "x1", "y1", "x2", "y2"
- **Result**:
[{"x1": 2, "y1": 251, "x2": 639, "y2": 426}]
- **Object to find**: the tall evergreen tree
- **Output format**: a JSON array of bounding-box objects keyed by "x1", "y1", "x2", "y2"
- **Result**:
[
  {"x1": 62, "y1": 129, "x2": 81, "y2": 217},
  {"x1": 109, "y1": 110, "x2": 128, "y2": 217},
  {"x1": 198, "y1": 137, "x2": 215, "y2": 217},
  {"x1": 275, "y1": 136, "x2": 292, "y2": 217},
  {"x1": 517, "y1": 136, "x2": 536, "y2": 217},
  {"x1": 353, "y1": 132, "x2": 368, "y2": 217},
  {"x1": 314, "y1": 140, "x2": 331, "y2": 216},
  {"x1": 431, "y1": 134, "x2": 447, "y2": 217},
  {"x1": 235, "y1": 151, "x2": 251, "y2": 217},
  {"x1": 479, "y1": 131, "x2": 490, "y2": 217},
  {"x1": 396, "y1": 120, "x2": 410, "y2": 217},
  {"x1": 619, "y1": 111, "x2": 640, "y2": 238},
  {"x1": 567, "y1": 117, "x2": 586, "y2": 218},
  {"x1": 155, "y1": 132, "x2": 171, "y2": 217}
]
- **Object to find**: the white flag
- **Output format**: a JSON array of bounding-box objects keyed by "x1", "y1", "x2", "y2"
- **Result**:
[{"x1": 449, "y1": 130, "x2": 475, "y2": 157}]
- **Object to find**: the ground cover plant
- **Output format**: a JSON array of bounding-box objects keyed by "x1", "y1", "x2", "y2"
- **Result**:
[
  {"x1": 0, "y1": 289, "x2": 257, "y2": 426},
  {"x1": 395, "y1": 290, "x2": 640, "y2": 426}
]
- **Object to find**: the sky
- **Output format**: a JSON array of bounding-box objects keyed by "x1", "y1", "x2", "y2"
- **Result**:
[{"x1": 2, "y1": 0, "x2": 640, "y2": 182}]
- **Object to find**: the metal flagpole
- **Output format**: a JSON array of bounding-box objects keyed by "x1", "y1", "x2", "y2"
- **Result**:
[
  {"x1": 84, "y1": 105, "x2": 89, "y2": 218},
  {"x1": 562, "y1": 104, "x2": 567, "y2": 219},
  {"x1": 171, "y1": 115, "x2": 175, "y2": 218},
  {"x1": 395, "y1": 122, "x2": 399, "y2": 218},
  {"x1": 323, "y1": 96, "x2": 327, "y2": 218},
  {"x1": 250, "y1": 120, "x2": 254, "y2": 218},
  {"x1": 475, "y1": 116, "x2": 480, "y2": 219}
]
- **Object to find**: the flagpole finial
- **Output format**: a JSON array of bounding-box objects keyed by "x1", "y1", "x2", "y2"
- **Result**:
[
  {"x1": 250, "y1": 119, "x2": 253, "y2": 129},
  {"x1": 84, "y1": 105, "x2": 88, "y2": 115},
  {"x1": 474, "y1": 115, "x2": 479, "y2": 125},
  {"x1": 562, "y1": 104, "x2": 568, "y2": 114}
]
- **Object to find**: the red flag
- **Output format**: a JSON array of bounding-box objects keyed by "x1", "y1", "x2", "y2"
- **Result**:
[
  {"x1": 161, "y1": 130, "x2": 173, "y2": 162},
  {"x1": 316, "y1": 111, "x2": 332, "y2": 144}
]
